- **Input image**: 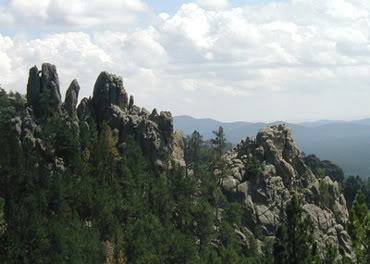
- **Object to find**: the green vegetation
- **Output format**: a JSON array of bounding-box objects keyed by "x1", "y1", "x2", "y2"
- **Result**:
[
  {"x1": 347, "y1": 192, "x2": 370, "y2": 264},
  {"x1": 319, "y1": 181, "x2": 335, "y2": 210},
  {"x1": 211, "y1": 126, "x2": 227, "y2": 159},
  {"x1": 303, "y1": 154, "x2": 345, "y2": 183},
  {"x1": 0, "y1": 89, "x2": 369, "y2": 263},
  {"x1": 273, "y1": 194, "x2": 317, "y2": 264},
  {"x1": 0, "y1": 90, "x2": 257, "y2": 263}
]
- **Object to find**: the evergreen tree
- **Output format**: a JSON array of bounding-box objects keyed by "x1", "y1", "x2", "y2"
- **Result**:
[
  {"x1": 273, "y1": 194, "x2": 316, "y2": 264},
  {"x1": 184, "y1": 130, "x2": 203, "y2": 178},
  {"x1": 347, "y1": 192, "x2": 370, "y2": 264},
  {"x1": 211, "y1": 126, "x2": 227, "y2": 159}
]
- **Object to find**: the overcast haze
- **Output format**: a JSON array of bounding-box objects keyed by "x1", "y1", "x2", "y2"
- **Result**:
[{"x1": 1, "y1": 0, "x2": 370, "y2": 122}]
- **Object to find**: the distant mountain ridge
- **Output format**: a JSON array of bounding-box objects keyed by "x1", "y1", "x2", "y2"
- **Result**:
[{"x1": 174, "y1": 115, "x2": 370, "y2": 178}]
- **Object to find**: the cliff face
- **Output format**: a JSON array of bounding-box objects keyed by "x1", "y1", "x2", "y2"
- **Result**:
[
  {"x1": 14, "y1": 63, "x2": 183, "y2": 168},
  {"x1": 221, "y1": 124, "x2": 353, "y2": 257}
]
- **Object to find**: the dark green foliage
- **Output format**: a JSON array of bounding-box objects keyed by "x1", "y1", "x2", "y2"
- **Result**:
[
  {"x1": 343, "y1": 175, "x2": 370, "y2": 208},
  {"x1": 303, "y1": 154, "x2": 344, "y2": 183},
  {"x1": 211, "y1": 126, "x2": 227, "y2": 159},
  {"x1": 273, "y1": 194, "x2": 316, "y2": 264},
  {"x1": 322, "y1": 244, "x2": 338, "y2": 264},
  {"x1": 319, "y1": 181, "x2": 336, "y2": 210},
  {"x1": 303, "y1": 153, "x2": 370, "y2": 210},
  {"x1": 0, "y1": 88, "x2": 363, "y2": 263},
  {"x1": 244, "y1": 156, "x2": 261, "y2": 182},
  {"x1": 184, "y1": 130, "x2": 204, "y2": 177},
  {"x1": 347, "y1": 192, "x2": 370, "y2": 264}
]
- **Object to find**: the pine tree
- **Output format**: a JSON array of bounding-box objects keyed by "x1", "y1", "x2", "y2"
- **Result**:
[
  {"x1": 273, "y1": 194, "x2": 316, "y2": 264},
  {"x1": 211, "y1": 126, "x2": 226, "y2": 159},
  {"x1": 184, "y1": 130, "x2": 204, "y2": 178},
  {"x1": 347, "y1": 192, "x2": 370, "y2": 264}
]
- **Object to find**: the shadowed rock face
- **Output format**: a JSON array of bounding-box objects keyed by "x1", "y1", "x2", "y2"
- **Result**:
[
  {"x1": 75, "y1": 70, "x2": 177, "y2": 166},
  {"x1": 41, "y1": 63, "x2": 62, "y2": 108},
  {"x1": 221, "y1": 124, "x2": 353, "y2": 258},
  {"x1": 26, "y1": 63, "x2": 62, "y2": 117},
  {"x1": 92, "y1": 71, "x2": 128, "y2": 123},
  {"x1": 26, "y1": 66, "x2": 41, "y2": 106},
  {"x1": 23, "y1": 63, "x2": 181, "y2": 168},
  {"x1": 64, "y1": 79, "x2": 80, "y2": 118}
]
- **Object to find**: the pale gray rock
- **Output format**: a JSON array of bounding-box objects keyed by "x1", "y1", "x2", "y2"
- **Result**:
[{"x1": 220, "y1": 124, "x2": 352, "y2": 259}]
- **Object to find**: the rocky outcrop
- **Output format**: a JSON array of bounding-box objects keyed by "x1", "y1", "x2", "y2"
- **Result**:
[
  {"x1": 64, "y1": 80, "x2": 80, "y2": 119},
  {"x1": 73, "y1": 70, "x2": 178, "y2": 167},
  {"x1": 41, "y1": 63, "x2": 62, "y2": 109},
  {"x1": 26, "y1": 63, "x2": 62, "y2": 117},
  {"x1": 26, "y1": 66, "x2": 41, "y2": 106},
  {"x1": 21, "y1": 63, "x2": 182, "y2": 168},
  {"x1": 92, "y1": 71, "x2": 128, "y2": 122},
  {"x1": 221, "y1": 124, "x2": 353, "y2": 258}
]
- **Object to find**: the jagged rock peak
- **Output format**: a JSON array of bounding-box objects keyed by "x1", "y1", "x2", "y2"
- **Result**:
[
  {"x1": 64, "y1": 79, "x2": 80, "y2": 118},
  {"x1": 41, "y1": 63, "x2": 62, "y2": 105},
  {"x1": 92, "y1": 71, "x2": 129, "y2": 121},
  {"x1": 23, "y1": 63, "x2": 181, "y2": 169},
  {"x1": 236, "y1": 124, "x2": 308, "y2": 187},
  {"x1": 26, "y1": 65, "x2": 41, "y2": 106},
  {"x1": 221, "y1": 124, "x2": 353, "y2": 258},
  {"x1": 26, "y1": 63, "x2": 62, "y2": 116}
]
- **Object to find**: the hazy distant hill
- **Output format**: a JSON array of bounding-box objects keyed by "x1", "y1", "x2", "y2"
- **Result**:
[{"x1": 174, "y1": 115, "x2": 370, "y2": 178}]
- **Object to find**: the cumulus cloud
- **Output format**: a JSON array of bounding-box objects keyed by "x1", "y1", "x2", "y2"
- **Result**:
[
  {"x1": 0, "y1": 32, "x2": 112, "y2": 99},
  {"x1": 8, "y1": 0, "x2": 149, "y2": 27},
  {"x1": 1, "y1": 0, "x2": 370, "y2": 121},
  {"x1": 195, "y1": 0, "x2": 229, "y2": 10}
]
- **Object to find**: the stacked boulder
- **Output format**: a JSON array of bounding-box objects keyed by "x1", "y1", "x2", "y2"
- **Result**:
[{"x1": 221, "y1": 124, "x2": 352, "y2": 257}]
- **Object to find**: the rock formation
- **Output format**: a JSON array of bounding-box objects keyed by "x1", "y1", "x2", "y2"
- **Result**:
[
  {"x1": 26, "y1": 63, "x2": 62, "y2": 118},
  {"x1": 26, "y1": 66, "x2": 41, "y2": 106},
  {"x1": 16, "y1": 63, "x2": 182, "y2": 168},
  {"x1": 64, "y1": 79, "x2": 80, "y2": 119},
  {"x1": 221, "y1": 124, "x2": 353, "y2": 258},
  {"x1": 75, "y1": 70, "x2": 180, "y2": 166}
]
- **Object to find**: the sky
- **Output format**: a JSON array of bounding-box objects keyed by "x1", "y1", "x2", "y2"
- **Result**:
[{"x1": 1, "y1": 0, "x2": 370, "y2": 122}]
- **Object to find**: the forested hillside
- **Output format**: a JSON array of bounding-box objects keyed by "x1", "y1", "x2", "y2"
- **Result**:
[
  {"x1": 174, "y1": 115, "x2": 370, "y2": 178},
  {"x1": 0, "y1": 64, "x2": 369, "y2": 263}
]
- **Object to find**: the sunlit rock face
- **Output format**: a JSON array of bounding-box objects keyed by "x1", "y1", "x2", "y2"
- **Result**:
[{"x1": 221, "y1": 124, "x2": 353, "y2": 258}]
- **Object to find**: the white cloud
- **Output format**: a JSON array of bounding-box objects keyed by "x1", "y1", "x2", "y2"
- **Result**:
[
  {"x1": 0, "y1": 32, "x2": 112, "y2": 99},
  {"x1": 195, "y1": 0, "x2": 229, "y2": 10},
  {"x1": 8, "y1": 0, "x2": 149, "y2": 27},
  {"x1": 1, "y1": 0, "x2": 370, "y2": 121}
]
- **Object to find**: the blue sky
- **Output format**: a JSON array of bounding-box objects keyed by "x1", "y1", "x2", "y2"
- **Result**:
[
  {"x1": 145, "y1": 0, "x2": 264, "y2": 14},
  {"x1": 1, "y1": 0, "x2": 370, "y2": 122}
]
